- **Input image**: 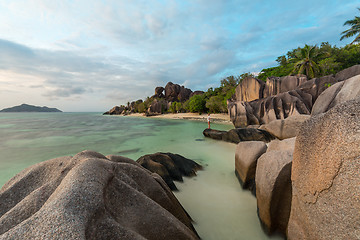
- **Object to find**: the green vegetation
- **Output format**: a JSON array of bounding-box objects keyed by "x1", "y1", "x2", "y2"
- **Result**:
[
  {"x1": 258, "y1": 42, "x2": 360, "y2": 80},
  {"x1": 340, "y1": 8, "x2": 360, "y2": 44}
]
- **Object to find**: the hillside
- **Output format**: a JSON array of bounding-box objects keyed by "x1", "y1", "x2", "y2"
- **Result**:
[{"x1": 0, "y1": 104, "x2": 62, "y2": 112}]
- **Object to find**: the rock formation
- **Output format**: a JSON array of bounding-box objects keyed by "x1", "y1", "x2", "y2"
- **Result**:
[
  {"x1": 136, "y1": 152, "x2": 203, "y2": 190},
  {"x1": 311, "y1": 74, "x2": 360, "y2": 115},
  {"x1": 228, "y1": 65, "x2": 360, "y2": 128},
  {"x1": 235, "y1": 141, "x2": 267, "y2": 193},
  {"x1": 0, "y1": 103, "x2": 62, "y2": 112},
  {"x1": 258, "y1": 114, "x2": 310, "y2": 140},
  {"x1": 164, "y1": 82, "x2": 193, "y2": 102},
  {"x1": 287, "y1": 98, "x2": 360, "y2": 240},
  {"x1": 203, "y1": 128, "x2": 274, "y2": 144},
  {"x1": 0, "y1": 151, "x2": 199, "y2": 240}
]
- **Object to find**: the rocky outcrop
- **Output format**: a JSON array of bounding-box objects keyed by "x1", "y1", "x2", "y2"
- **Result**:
[
  {"x1": 228, "y1": 65, "x2": 360, "y2": 127},
  {"x1": 255, "y1": 138, "x2": 294, "y2": 235},
  {"x1": 136, "y1": 152, "x2": 202, "y2": 191},
  {"x1": 235, "y1": 141, "x2": 267, "y2": 192},
  {"x1": 189, "y1": 91, "x2": 204, "y2": 98},
  {"x1": 311, "y1": 74, "x2": 360, "y2": 115},
  {"x1": 203, "y1": 128, "x2": 274, "y2": 144},
  {"x1": 234, "y1": 76, "x2": 265, "y2": 102},
  {"x1": 258, "y1": 114, "x2": 310, "y2": 140},
  {"x1": 104, "y1": 105, "x2": 125, "y2": 115},
  {"x1": 146, "y1": 99, "x2": 168, "y2": 116},
  {"x1": 0, "y1": 151, "x2": 199, "y2": 240},
  {"x1": 165, "y1": 82, "x2": 193, "y2": 102},
  {"x1": 263, "y1": 75, "x2": 307, "y2": 98},
  {"x1": 287, "y1": 98, "x2": 360, "y2": 240},
  {"x1": 155, "y1": 87, "x2": 165, "y2": 98}
]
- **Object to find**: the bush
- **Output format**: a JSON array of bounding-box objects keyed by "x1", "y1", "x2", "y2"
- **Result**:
[{"x1": 188, "y1": 95, "x2": 207, "y2": 113}]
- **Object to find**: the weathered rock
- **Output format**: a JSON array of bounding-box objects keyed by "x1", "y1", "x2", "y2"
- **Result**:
[
  {"x1": 255, "y1": 150, "x2": 293, "y2": 236},
  {"x1": 267, "y1": 137, "x2": 296, "y2": 153},
  {"x1": 155, "y1": 87, "x2": 165, "y2": 98},
  {"x1": 312, "y1": 74, "x2": 360, "y2": 115},
  {"x1": 147, "y1": 99, "x2": 168, "y2": 115},
  {"x1": 334, "y1": 64, "x2": 360, "y2": 82},
  {"x1": 235, "y1": 141, "x2": 267, "y2": 192},
  {"x1": 165, "y1": 82, "x2": 192, "y2": 102},
  {"x1": 263, "y1": 75, "x2": 307, "y2": 98},
  {"x1": 235, "y1": 76, "x2": 265, "y2": 102},
  {"x1": 203, "y1": 128, "x2": 274, "y2": 144},
  {"x1": 103, "y1": 105, "x2": 125, "y2": 115},
  {"x1": 0, "y1": 151, "x2": 199, "y2": 240},
  {"x1": 287, "y1": 97, "x2": 360, "y2": 240},
  {"x1": 259, "y1": 114, "x2": 310, "y2": 140},
  {"x1": 136, "y1": 152, "x2": 202, "y2": 191}
]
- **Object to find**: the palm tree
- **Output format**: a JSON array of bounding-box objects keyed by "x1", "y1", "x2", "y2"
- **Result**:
[
  {"x1": 290, "y1": 44, "x2": 320, "y2": 79},
  {"x1": 340, "y1": 8, "x2": 360, "y2": 44}
]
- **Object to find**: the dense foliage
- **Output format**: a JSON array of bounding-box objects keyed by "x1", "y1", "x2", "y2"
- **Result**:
[{"x1": 258, "y1": 42, "x2": 360, "y2": 80}]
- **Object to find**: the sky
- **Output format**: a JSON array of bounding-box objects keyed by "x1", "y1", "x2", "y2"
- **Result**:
[{"x1": 0, "y1": 0, "x2": 359, "y2": 112}]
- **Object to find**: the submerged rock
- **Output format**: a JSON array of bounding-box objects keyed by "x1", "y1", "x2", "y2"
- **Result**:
[
  {"x1": 136, "y1": 152, "x2": 202, "y2": 191},
  {"x1": 0, "y1": 151, "x2": 199, "y2": 240},
  {"x1": 287, "y1": 97, "x2": 360, "y2": 240}
]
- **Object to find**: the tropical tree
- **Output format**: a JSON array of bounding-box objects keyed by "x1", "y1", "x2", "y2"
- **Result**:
[
  {"x1": 290, "y1": 44, "x2": 320, "y2": 78},
  {"x1": 340, "y1": 8, "x2": 360, "y2": 44}
]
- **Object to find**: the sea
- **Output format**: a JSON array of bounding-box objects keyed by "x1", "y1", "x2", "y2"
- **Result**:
[{"x1": 0, "y1": 112, "x2": 282, "y2": 240}]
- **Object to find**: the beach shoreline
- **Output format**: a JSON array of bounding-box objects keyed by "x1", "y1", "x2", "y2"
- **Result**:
[{"x1": 121, "y1": 112, "x2": 233, "y2": 125}]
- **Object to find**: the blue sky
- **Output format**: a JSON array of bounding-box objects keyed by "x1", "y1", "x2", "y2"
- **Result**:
[{"x1": 0, "y1": 0, "x2": 358, "y2": 111}]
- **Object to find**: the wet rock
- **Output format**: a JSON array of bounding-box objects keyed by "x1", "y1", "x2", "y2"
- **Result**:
[
  {"x1": 287, "y1": 97, "x2": 360, "y2": 240},
  {"x1": 0, "y1": 151, "x2": 199, "y2": 240},
  {"x1": 136, "y1": 152, "x2": 202, "y2": 191},
  {"x1": 203, "y1": 128, "x2": 274, "y2": 144}
]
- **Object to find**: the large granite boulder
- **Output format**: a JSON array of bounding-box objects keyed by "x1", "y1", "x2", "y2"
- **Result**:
[
  {"x1": 155, "y1": 87, "x2": 165, "y2": 98},
  {"x1": 136, "y1": 152, "x2": 202, "y2": 191},
  {"x1": 189, "y1": 91, "x2": 204, "y2": 98},
  {"x1": 0, "y1": 151, "x2": 199, "y2": 240},
  {"x1": 147, "y1": 99, "x2": 168, "y2": 115},
  {"x1": 263, "y1": 75, "x2": 307, "y2": 98},
  {"x1": 203, "y1": 128, "x2": 274, "y2": 144},
  {"x1": 266, "y1": 137, "x2": 296, "y2": 153},
  {"x1": 334, "y1": 64, "x2": 360, "y2": 81},
  {"x1": 259, "y1": 114, "x2": 310, "y2": 140},
  {"x1": 312, "y1": 74, "x2": 360, "y2": 115},
  {"x1": 228, "y1": 65, "x2": 360, "y2": 128},
  {"x1": 235, "y1": 141, "x2": 267, "y2": 192},
  {"x1": 165, "y1": 82, "x2": 192, "y2": 102},
  {"x1": 234, "y1": 76, "x2": 265, "y2": 102},
  {"x1": 287, "y1": 98, "x2": 360, "y2": 240},
  {"x1": 103, "y1": 105, "x2": 125, "y2": 115},
  {"x1": 255, "y1": 150, "x2": 293, "y2": 236}
]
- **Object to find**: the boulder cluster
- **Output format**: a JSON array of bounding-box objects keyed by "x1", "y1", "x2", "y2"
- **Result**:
[
  {"x1": 232, "y1": 66, "x2": 360, "y2": 239},
  {"x1": 228, "y1": 65, "x2": 360, "y2": 127},
  {"x1": 104, "y1": 82, "x2": 203, "y2": 116},
  {"x1": 0, "y1": 151, "x2": 200, "y2": 240}
]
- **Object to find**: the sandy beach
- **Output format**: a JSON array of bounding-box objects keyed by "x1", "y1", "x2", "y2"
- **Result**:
[{"x1": 125, "y1": 112, "x2": 232, "y2": 125}]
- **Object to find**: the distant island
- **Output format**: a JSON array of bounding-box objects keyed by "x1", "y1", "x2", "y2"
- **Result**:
[{"x1": 0, "y1": 104, "x2": 62, "y2": 112}]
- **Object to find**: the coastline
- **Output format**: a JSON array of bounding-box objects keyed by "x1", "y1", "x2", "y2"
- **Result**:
[{"x1": 122, "y1": 112, "x2": 233, "y2": 125}]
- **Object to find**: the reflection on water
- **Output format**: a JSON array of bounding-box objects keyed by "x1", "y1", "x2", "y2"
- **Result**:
[{"x1": 0, "y1": 113, "x2": 282, "y2": 239}]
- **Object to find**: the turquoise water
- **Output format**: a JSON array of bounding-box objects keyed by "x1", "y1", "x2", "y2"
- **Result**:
[{"x1": 0, "y1": 113, "x2": 282, "y2": 240}]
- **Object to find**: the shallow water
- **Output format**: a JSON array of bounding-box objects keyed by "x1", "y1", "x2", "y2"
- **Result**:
[{"x1": 0, "y1": 113, "x2": 282, "y2": 239}]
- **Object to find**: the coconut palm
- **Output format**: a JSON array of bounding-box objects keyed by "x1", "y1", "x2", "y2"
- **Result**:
[
  {"x1": 290, "y1": 44, "x2": 320, "y2": 79},
  {"x1": 340, "y1": 8, "x2": 360, "y2": 44}
]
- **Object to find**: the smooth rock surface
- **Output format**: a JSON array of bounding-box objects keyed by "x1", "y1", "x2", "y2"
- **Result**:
[
  {"x1": 235, "y1": 141, "x2": 267, "y2": 191},
  {"x1": 288, "y1": 98, "x2": 360, "y2": 240},
  {"x1": 0, "y1": 151, "x2": 199, "y2": 240},
  {"x1": 203, "y1": 128, "x2": 274, "y2": 144},
  {"x1": 255, "y1": 150, "x2": 293, "y2": 236},
  {"x1": 259, "y1": 115, "x2": 310, "y2": 140}
]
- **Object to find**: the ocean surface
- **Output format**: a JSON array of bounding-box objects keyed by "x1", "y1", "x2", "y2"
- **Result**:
[{"x1": 0, "y1": 112, "x2": 282, "y2": 240}]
